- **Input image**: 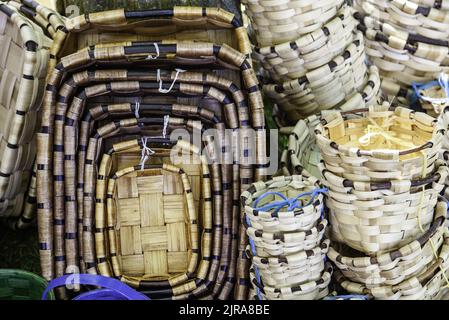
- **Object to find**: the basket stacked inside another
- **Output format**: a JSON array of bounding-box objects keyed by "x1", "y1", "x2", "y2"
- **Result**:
[
  {"x1": 241, "y1": 175, "x2": 332, "y2": 300},
  {"x1": 354, "y1": 0, "x2": 449, "y2": 103},
  {"x1": 315, "y1": 103, "x2": 449, "y2": 299},
  {"x1": 242, "y1": 0, "x2": 381, "y2": 125},
  {"x1": 34, "y1": 5, "x2": 268, "y2": 300}
]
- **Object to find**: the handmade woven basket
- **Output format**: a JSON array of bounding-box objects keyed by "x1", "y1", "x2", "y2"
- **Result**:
[
  {"x1": 264, "y1": 47, "x2": 381, "y2": 123},
  {"x1": 354, "y1": 0, "x2": 449, "y2": 93},
  {"x1": 329, "y1": 199, "x2": 447, "y2": 287},
  {"x1": 241, "y1": 175, "x2": 331, "y2": 300},
  {"x1": 0, "y1": 2, "x2": 52, "y2": 219},
  {"x1": 93, "y1": 140, "x2": 208, "y2": 299},
  {"x1": 36, "y1": 19, "x2": 267, "y2": 300},
  {"x1": 249, "y1": 263, "x2": 333, "y2": 300},
  {"x1": 333, "y1": 199, "x2": 449, "y2": 300},
  {"x1": 253, "y1": 4, "x2": 357, "y2": 82},
  {"x1": 315, "y1": 104, "x2": 447, "y2": 254},
  {"x1": 243, "y1": 0, "x2": 345, "y2": 46},
  {"x1": 412, "y1": 73, "x2": 449, "y2": 117},
  {"x1": 56, "y1": 0, "x2": 242, "y2": 21},
  {"x1": 280, "y1": 113, "x2": 325, "y2": 179}
]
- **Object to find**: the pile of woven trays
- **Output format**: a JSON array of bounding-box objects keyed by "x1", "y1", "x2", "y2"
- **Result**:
[
  {"x1": 242, "y1": 175, "x2": 332, "y2": 300},
  {"x1": 29, "y1": 2, "x2": 267, "y2": 300},
  {"x1": 354, "y1": 0, "x2": 449, "y2": 103},
  {"x1": 314, "y1": 104, "x2": 449, "y2": 299},
  {"x1": 0, "y1": 0, "x2": 66, "y2": 230},
  {"x1": 242, "y1": 0, "x2": 381, "y2": 125}
]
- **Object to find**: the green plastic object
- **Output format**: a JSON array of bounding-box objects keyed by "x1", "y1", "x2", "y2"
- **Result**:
[{"x1": 0, "y1": 269, "x2": 55, "y2": 300}]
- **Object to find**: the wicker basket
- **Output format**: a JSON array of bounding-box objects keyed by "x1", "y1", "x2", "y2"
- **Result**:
[
  {"x1": 243, "y1": 0, "x2": 345, "y2": 46},
  {"x1": 241, "y1": 175, "x2": 331, "y2": 300},
  {"x1": 264, "y1": 41, "x2": 381, "y2": 123},
  {"x1": 253, "y1": 4, "x2": 357, "y2": 82},
  {"x1": 315, "y1": 104, "x2": 447, "y2": 254},
  {"x1": 56, "y1": 0, "x2": 242, "y2": 20},
  {"x1": 0, "y1": 269, "x2": 55, "y2": 300},
  {"x1": 333, "y1": 199, "x2": 449, "y2": 300},
  {"x1": 0, "y1": 2, "x2": 52, "y2": 219},
  {"x1": 37, "y1": 27, "x2": 267, "y2": 300},
  {"x1": 329, "y1": 200, "x2": 447, "y2": 286},
  {"x1": 354, "y1": 0, "x2": 449, "y2": 95},
  {"x1": 249, "y1": 263, "x2": 333, "y2": 300}
]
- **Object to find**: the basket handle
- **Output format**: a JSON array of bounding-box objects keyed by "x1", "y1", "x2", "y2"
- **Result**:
[{"x1": 42, "y1": 274, "x2": 150, "y2": 300}]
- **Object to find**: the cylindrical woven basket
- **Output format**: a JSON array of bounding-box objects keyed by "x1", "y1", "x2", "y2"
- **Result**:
[
  {"x1": 332, "y1": 199, "x2": 449, "y2": 300},
  {"x1": 253, "y1": 4, "x2": 357, "y2": 82},
  {"x1": 315, "y1": 104, "x2": 447, "y2": 254},
  {"x1": 264, "y1": 45, "x2": 381, "y2": 123},
  {"x1": 242, "y1": 0, "x2": 345, "y2": 47},
  {"x1": 241, "y1": 175, "x2": 331, "y2": 300},
  {"x1": 0, "y1": 269, "x2": 55, "y2": 300}
]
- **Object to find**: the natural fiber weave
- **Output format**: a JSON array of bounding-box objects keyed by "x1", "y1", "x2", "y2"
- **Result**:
[
  {"x1": 333, "y1": 199, "x2": 449, "y2": 300},
  {"x1": 354, "y1": 0, "x2": 449, "y2": 93},
  {"x1": 243, "y1": 0, "x2": 345, "y2": 46},
  {"x1": 253, "y1": 4, "x2": 357, "y2": 82},
  {"x1": 329, "y1": 200, "x2": 447, "y2": 287},
  {"x1": 0, "y1": 2, "x2": 51, "y2": 218},
  {"x1": 249, "y1": 263, "x2": 333, "y2": 300},
  {"x1": 315, "y1": 104, "x2": 447, "y2": 254},
  {"x1": 264, "y1": 40, "x2": 381, "y2": 123},
  {"x1": 241, "y1": 175, "x2": 331, "y2": 300}
]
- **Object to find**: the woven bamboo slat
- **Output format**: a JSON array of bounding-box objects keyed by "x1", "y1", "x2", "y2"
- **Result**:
[
  {"x1": 242, "y1": 0, "x2": 345, "y2": 46},
  {"x1": 0, "y1": 2, "x2": 51, "y2": 220},
  {"x1": 241, "y1": 175, "x2": 331, "y2": 300},
  {"x1": 315, "y1": 104, "x2": 447, "y2": 254},
  {"x1": 253, "y1": 4, "x2": 357, "y2": 82},
  {"x1": 333, "y1": 199, "x2": 449, "y2": 300}
]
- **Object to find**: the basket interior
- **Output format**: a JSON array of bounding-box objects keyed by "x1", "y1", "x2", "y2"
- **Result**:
[
  {"x1": 108, "y1": 147, "x2": 202, "y2": 281},
  {"x1": 113, "y1": 168, "x2": 192, "y2": 280},
  {"x1": 326, "y1": 111, "x2": 434, "y2": 160}
]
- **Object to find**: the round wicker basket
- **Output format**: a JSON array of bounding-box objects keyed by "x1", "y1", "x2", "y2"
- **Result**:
[{"x1": 315, "y1": 104, "x2": 447, "y2": 254}]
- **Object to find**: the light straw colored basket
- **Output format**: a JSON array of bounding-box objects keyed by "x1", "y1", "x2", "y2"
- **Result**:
[
  {"x1": 315, "y1": 104, "x2": 447, "y2": 254},
  {"x1": 333, "y1": 200, "x2": 449, "y2": 300},
  {"x1": 0, "y1": 2, "x2": 51, "y2": 218},
  {"x1": 253, "y1": 4, "x2": 357, "y2": 82},
  {"x1": 264, "y1": 40, "x2": 381, "y2": 123},
  {"x1": 354, "y1": 0, "x2": 449, "y2": 94},
  {"x1": 241, "y1": 175, "x2": 331, "y2": 300},
  {"x1": 329, "y1": 200, "x2": 447, "y2": 287},
  {"x1": 243, "y1": 0, "x2": 345, "y2": 46}
]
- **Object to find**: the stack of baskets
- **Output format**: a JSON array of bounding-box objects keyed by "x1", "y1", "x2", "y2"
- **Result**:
[
  {"x1": 243, "y1": 0, "x2": 381, "y2": 125},
  {"x1": 241, "y1": 175, "x2": 333, "y2": 300},
  {"x1": 354, "y1": 0, "x2": 449, "y2": 102},
  {"x1": 0, "y1": 1, "x2": 64, "y2": 229},
  {"x1": 314, "y1": 103, "x2": 449, "y2": 299},
  {"x1": 32, "y1": 3, "x2": 267, "y2": 300}
]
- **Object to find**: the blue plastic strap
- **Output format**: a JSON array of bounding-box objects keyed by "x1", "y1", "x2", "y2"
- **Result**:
[
  {"x1": 254, "y1": 188, "x2": 328, "y2": 213},
  {"x1": 42, "y1": 274, "x2": 151, "y2": 300},
  {"x1": 412, "y1": 73, "x2": 449, "y2": 105}
]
